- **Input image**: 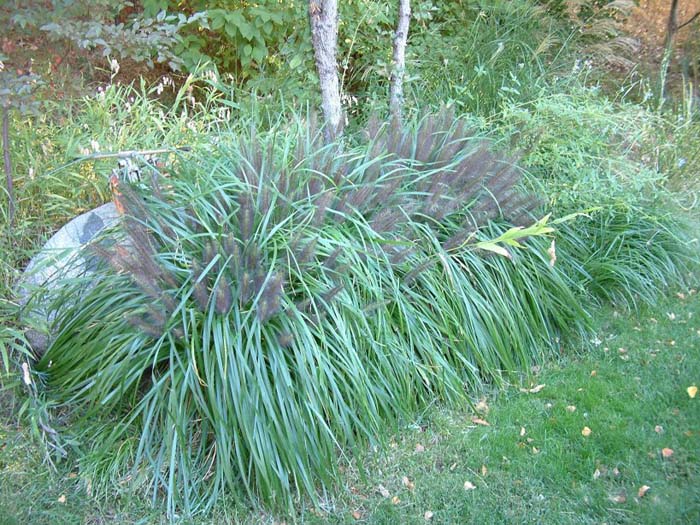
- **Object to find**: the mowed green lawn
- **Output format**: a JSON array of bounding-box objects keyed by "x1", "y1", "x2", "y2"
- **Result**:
[{"x1": 1, "y1": 288, "x2": 698, "y2": 525}]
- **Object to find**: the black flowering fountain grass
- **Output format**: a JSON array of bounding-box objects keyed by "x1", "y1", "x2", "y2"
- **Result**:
[{"x1": 31, "y1": 111, "x2": 588, "y2": 515}]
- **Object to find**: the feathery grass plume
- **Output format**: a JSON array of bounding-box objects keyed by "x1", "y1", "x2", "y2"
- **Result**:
[
  {"x1": 322, "y1": 247, "x2": 343, "y2": 271},
  {"x1": 223, "y1": 232, "x2": 241, "y2": 278},
  {"x1": 237, "y1": 193, "x2": 255, "y2": 242},
  {"x1": 190, "y1": 260, "x2": 210, "y2": 312},
  {"x1": 127, "y1": 314, "x2": 165, "y2": 339},
  {"x1": 213, "y1": 280, "x2": 233, "y2": 315},
  {"x1": 257, "y1": 272, "x2": 284, "y2": 323},
  {"x1": 312, "y1": 190, "x2": 335, "y2": 226}
]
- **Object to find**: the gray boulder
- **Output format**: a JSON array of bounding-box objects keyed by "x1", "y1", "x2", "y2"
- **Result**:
[{"x1": 18, "y1": 202, "x2": 120, "y2": 355}]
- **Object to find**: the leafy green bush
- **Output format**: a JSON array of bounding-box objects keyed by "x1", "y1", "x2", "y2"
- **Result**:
[
  {"x1": 499, "y1": 83, "x2": 698, "y2": 306},
  {"x1": 27, "y1": 109, "x2": 585, "y2": 515}
]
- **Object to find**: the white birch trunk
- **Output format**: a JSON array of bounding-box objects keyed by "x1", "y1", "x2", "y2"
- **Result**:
[
  {"x1": 389, "y1": 0, "x2": 411, "y2": 123},
  {"x1": 309, "y1": 0, "x2": 344, "y2": 141}
]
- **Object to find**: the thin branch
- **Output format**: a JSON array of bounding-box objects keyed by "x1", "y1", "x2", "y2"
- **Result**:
[
  {"x1": 70, "y1": 146, "x2": 191, "y2": 162},
  {"x1": 2, "y1": 107, "x2": 14, "y2": 226},
  {"x1": 678, "y1": 10, "x2": 700, "y2": 30}
]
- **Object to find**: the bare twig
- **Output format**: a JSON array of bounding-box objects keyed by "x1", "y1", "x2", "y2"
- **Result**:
[
  {"x1": 678, "y1": 10, "x2": 700, "y2": 30},
  {"x1": 70, "y1": 146, "x2": 191, "y2": 162},
  {"x1": 2, "y1": 106, "x2": 14, "y2": 226}
]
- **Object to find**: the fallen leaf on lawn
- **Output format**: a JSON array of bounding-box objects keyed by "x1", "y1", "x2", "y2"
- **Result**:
[
  {"x1": 57, "y1": 495, "x2": 66, "y2": 504},
  {"x1": 481, "y1": 464, "x2": 488, "y2": 476},
  {"x1": 415, "y1": 443, "x2": 425, "y2": 453},
  {"x1": 532, "y1": 447, "x2": 540, "y2": 454},
  {"x1": 688, "y1": 386, "x2": 698, "y2": 399},
  {"x1": 547, "y1": 239, "x2": 556, "y2": 266},
  {"x1": 519, "y1": 384, "x2": 546, "y2": 394},
  {"x1": 638, "y1": 485, "x2": 651, "y2": 498},
  {"x1": 449, "y1": 462, "x2": 457, "y2": 471},
  {"x1": 609, "y1": 492, "x2": 626, "y2": 504},
  {"x1": 612, "y1": 467, "x2": 620, "y2": 477},
  {"x1": 464, "y1": 480, "x2": 476, "y2": 490},
  {"x1": 377, "y1": 484, "x2": 390, "y2": 498},
  {"x1": 655, "y1": 425, "x2": 664, "y2": 434},
  {"x1": 392, "y1": 496, "x2": 400, "y2": 505},
  {"x1": 475, "y1": 398, "x2": 489, "y2": 414},
  {"x1": 352, "y1": 510, "x2": 362, "y2": 520},
  {"x1": 590, "y1": 370, "x2": 597, "y2": 377},
  {"x1": 566, "y1": 405, "x2": 576, "y2": 413},
  {"x1": 661, "y1": 448, "x2": 674, "y2": 458},
  {"x1": 582, "y1": 426, "x2": 592, "y2": 437},
  {"x1": 618, "y1": 347, "x2": 627, "y2": 354},
  {"x1": 593, "y1": 468, "x2": 601, "y2": 479},
  {"x1": 67, "y1": 472, "x2": 77, "y2": 479},
  {"x1": 424, "y1": 511, "x2": 434, "y2": 520},
  {"x1": 471, "y1": 417, "x2": 490, "y2": 426},
  {"x1": 402, "y1": 476, "x2": 415, "y2": 490},
  {"x1": 520, "y1": 426, "x2": 526, "y2": 437}
]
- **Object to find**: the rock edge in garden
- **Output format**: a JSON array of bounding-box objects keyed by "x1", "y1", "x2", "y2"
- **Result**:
[{"x1": 17, "y1": 203, "x2": 120, "y2": 355}]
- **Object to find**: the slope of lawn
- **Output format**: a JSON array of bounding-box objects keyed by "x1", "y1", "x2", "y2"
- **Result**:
[{"x1": 1, "y1": 286, "x2": 698, "y2": 524}]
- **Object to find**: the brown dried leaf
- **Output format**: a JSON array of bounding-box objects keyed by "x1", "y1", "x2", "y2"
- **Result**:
[
  {"x1": 481, "y1": 464, "x2": 488, "y2": 476},
  {"x1": 415, "y1": 443, "x2": 426, "y2": 453},
  {"x1": 582, "y1": 426, "x2": 592, "y2": 437},
  {"x1": 402, "y1": 476, "x2": 415, "y2": 490},
  {"x1": 661, "y1": 448, "x2": 674, "y2": 458},
  {"x1": 566, "y1": 405, "x2": 577, "y2": 413},
  {"x1": 471, "y1": 417, "x2": 490, "y2": 426},
  {"x1": 638, "y1": 485, "x2": 651, "y2": 498},
  {"x1": 57, "y1": 495, "x2": 66, "y2": 504},
  {"x1": 352, "y1": 510, "x2": 362, "y2": 520},
  {"x1": 392, "y1": 496, "x2": 401, "y2": 505},
  {"x1": 654, "y1": 425, "x2": 664, "y2": 434}
]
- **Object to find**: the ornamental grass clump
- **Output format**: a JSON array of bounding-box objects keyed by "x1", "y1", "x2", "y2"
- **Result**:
[{"x1": 32, "y1": 111, "x2": 586, "y2": 515}]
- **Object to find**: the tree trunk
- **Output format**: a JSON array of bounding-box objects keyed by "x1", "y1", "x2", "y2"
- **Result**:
[
  {"x1": 389, "y1": 0, "x2": 411, "y2": 124},
  {"x1": 308, "y1": 0, "x2": 344, "y2": 142},
  {"x1": 2, "y1": 107, "x2": 14, "y2": 226},
  {"x1": 659, "y1": 0, "x2": 679, "y2": 108}
]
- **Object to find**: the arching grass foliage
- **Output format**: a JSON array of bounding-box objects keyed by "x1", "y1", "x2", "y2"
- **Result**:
[{"x1": 28, "y1": 112, "x2": 587, "y2": 516}]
